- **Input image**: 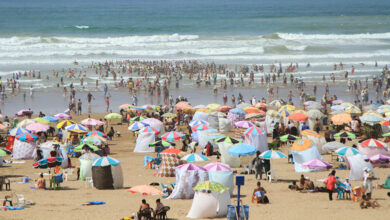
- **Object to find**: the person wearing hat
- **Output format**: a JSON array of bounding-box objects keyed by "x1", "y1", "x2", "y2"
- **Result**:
[
  {"x1": 343, "y1": 178, "x2": 352, "y2": 200},
  {"x1": 363, "y1": 167, "x2": 373, "y2": 199}
]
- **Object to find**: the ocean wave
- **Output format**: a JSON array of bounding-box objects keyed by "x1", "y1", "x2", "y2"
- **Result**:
[
  {"x1": 74, "y1": 25, "x2": 89, "y2": 29},
  {"x1": 275, "y1": 32, "x2": 390, "y2": 40}
]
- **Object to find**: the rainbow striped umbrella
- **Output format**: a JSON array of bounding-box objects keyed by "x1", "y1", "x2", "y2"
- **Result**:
[
  {"x1": 128, "y1": 121, "x2": 150, "y2": 131},
  {"x1": 161, "y1": 131, "x2": 185, "y2": 141},
  {"x1": 8, "y1": 127, "x2": 30, "y2": 136},
  {"x1": 65, "y1": 124, "x2": 88, "y2": 133},
  {"x1": 16, "y1": 133, "x2": 38, "y2": 142},
  {"x1": 244, "y1": 126, "x2": 265, "y2": 136},
  {"x1": 138, "y1": 126, "x2": 160, "y2": 135},
  {"x1": 87, "y1": 130, "x2": 107, "y2": 138},
  {"x1": 189, "y1": 120, "x2": 209, "y2": 127},
  {"x1": 191, "y1": 124, "x2": 210, "y2": 131}
]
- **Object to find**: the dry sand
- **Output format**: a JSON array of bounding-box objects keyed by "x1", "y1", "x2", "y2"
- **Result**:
[{"x1": 1, "y1": 113, "x2": 390, "y2": 220}]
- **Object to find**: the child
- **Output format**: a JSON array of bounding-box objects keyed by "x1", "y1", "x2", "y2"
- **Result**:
[{"x1": 343, "y1": 178, "x2": 352, "y2": 200}]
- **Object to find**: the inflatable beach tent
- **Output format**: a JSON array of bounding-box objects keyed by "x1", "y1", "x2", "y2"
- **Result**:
[
  {"x1": 92, "y1": 156, "x2": 123, "y2": 189},
  {"x1": 167, "y1": 163, "x2": 209, "y2": 199},
  {"x1": 291, "y1": 139, "x2": 322, "y2": 172}
]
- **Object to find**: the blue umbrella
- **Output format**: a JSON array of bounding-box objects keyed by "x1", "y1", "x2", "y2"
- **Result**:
[
  {"x1": 43, "y1": 116, "x2": 59, "y2": 122},
  {"x1": 8, "y1": 127, "x2": 30, "y2": 136},
  {"x1": 335, "y1": 147, "x2": 360, "y2": 156},
  {"x1": 180, "y1": 153, "x2": 210, "y2": 162},
  {"x1": 260, "y1": 150, "x2": 287, "y2": 159},
  {"x1": 92, "y1": 156, "x2": 120, "y2": 166},
  {"x1": 229, "y1": 108, "x2": 246, "y2": 115},
  {"x1": 128, "y1": 121, "x2": 150, "y2": 131},
  {"x1": 228, "y1": 144, "x2": 256, "y2": 156}
]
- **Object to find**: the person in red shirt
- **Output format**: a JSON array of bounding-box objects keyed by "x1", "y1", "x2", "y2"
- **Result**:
[
  {"x1": 325, "y1": 170, "x2": 337, "y2": 200},
  {"x1": 105, "y1": 96, "x2": 110, "y2": 112}
]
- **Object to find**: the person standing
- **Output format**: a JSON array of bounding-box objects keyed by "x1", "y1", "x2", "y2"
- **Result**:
[
  {"x1": 252, "y1": 151, "x2": 264, "y2": 180},
  {"x1": 105, "y1": 95, "x2": 110, "y2": 112},
  {"x1": 77, "y1": 99, "x2": 82, "y2": 115},
  {"x1": 87, "y1": 92, "x2": 94, "y2": 105},
  {"x1": 363, "y1": 167, "x2": 373, "y2": 199},
  {"x1": 325, "y1": 170, "x2": 337, "y2": 201}
]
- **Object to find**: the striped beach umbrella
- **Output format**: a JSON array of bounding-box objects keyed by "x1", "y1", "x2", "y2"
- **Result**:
[
  {"x1": 81, "y1": 118, "x2": 104, "y2": 126},
  {"x1": 189, "y1": 120, "x2": 209, "y2": 127},
  {"x1": 260, "y1": 150, "x2": 287, "y2": 159},
  {"x1": 87, "y1": 130, "x2": 107, "y2": 138},
  {"x1": 130, "y1": 116, "x2": 145, "y2": 122},
  {"x1": 280, "y1": 134, "x2": 300, "y2": 142},
  {"x1": 161, "y1": 131, "x2": 185, "y2": 141},
  {"x1": 334, "y1": 131, "x2": 356, "y2": 139},
  {"x1": 301, "y1": 129, "x2": 321, "y2": 138},
  {"x1": 92, "y1": 156, "x2": 120, "y2": 166},
  {"x1": 65, "y1": 124, "x2": 88, "y2": 133},
  {"x1": 56, "y1": 120, "x2": 76, "y2": 129},
  {"x1": 203, "y1": 162, "x2": 232, "y2": 171},
  {"x1": 149, "y1": 140, "x2": 175, "y2": 147},
  {"x1": 335, "y1": 147, "x2": 360, "y2": 156},
  {"x1": 235, "y1": 121, "x2": 254, "y2": 129},
  {"x1": 138, "y1": 126, "x2": 160, "y2": 135},
  {"x1": 191, "y1": 124, "x2": 210, "y2": 131},
  {"x1": 43, "y1": 116, "x2": 59, "y2": 122},
  {"x1": 181, "y1": 153, "x2": 209, "y2": 162},
  {"x1": 128, "y1": 121, "x2": 150, "y2": 131},
  {"x1": 278, "y1": 110, "x2": 291, "y2": 118},
  {"x1": 8, "y1": 127, "x2": 30, "y2": 136},
  {"x1": 228, "y1": 143, "x2": 256, "y2": 156},
  {"x1": 360, "y1": 139, "x2": 387, "y2": 148},
  {"x1": 74, "y1": 143, "x2": 99, "y2": 152},
  {"x1": 244, "y1": 126, "x2": 265, "y2": 136},
  {"x1": 215, "y1": 136, "x2": 242, "y2": 144},
  {"x1": 16, "y1": 133, "x2": 38, "y2": 142}
]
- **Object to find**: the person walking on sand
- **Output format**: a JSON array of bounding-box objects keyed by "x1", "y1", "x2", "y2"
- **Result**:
[{"x1": 325, "y1": 170, "x2": 337, "y2": 201}]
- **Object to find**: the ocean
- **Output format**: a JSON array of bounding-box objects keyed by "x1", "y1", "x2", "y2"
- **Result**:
[{"x1": 0, "y1": 0, "x2": 390, "y2": 114}]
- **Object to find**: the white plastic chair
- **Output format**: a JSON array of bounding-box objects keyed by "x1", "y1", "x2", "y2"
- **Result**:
[
  {"x1": 85, "y1": 177, "x2": 93, "y2": 188},
  {"x1": 64, "y1": 168, "x2": 73, "y2": 181},
  {"x1": 15, "y1": 194, "x2": 25, "y2": 207},
  {"x1": 266, "y1": 170, "x2": 277, "y2": 182}
]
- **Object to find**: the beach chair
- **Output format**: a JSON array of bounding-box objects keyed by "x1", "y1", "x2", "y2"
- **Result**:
[
  {"x1": 15, "y1": 194, "x2": 26, "y2": 207},
  {"x1": 64, "y1": 168, "x2": 74, "y2": 181},
  {"x1": 2, "y1": 195, "x2": 13, "y2": 206},
  {"x1": 138, "y1": 207, "x2": 153, "y2": 220},
  {"x1": 335, "y1": 182, "x2": 346, "y2": 200},
  {"x1": 251, "y1": 193, "x2": 259, "y2": 204},
  {"x1": 50, "y1": 173, "x2": 63, "y2": 190},
  {"x1": 155, "y1": 206, "x2": 170, "y2": 220},
  {"x1": 161, "y1": 183, "x2": 169, "y2": 198},
  {"x1": 266, "y1": 170, "x2": 277, "y2": 182},
  {"x1": 0, "y1": 177, "x2": 11, "y2": 191}
]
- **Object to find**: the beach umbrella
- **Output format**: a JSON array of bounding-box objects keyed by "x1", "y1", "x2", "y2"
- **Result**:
[
  {"x1": 161, "y1": 131, "x2": 185, "y2": 141},
  {"x1": 26, "y1": 122, "x2": 50, "y2": 132},
  {"x1": 229, "y1": 108, "x2": 246, "y2": 115},
  {"x1": 278, "y1": 110, "x2": 291, "y2": 118},
  {"x1": 364, "y1": 110, "x2": 383, "y2": 117},
  {"x1": 182, "y1": 107, "x2": 196, "y2": 114},
  {"x1": 369, "y1": 154, "x2": 390, "y2": 163},
  {"x1": 216, "y1": 106, "x2": 232, "y2": 112},
  {"x1": 141, "y1": 104, "x2": 156, "y2": 111},
  {"x1": 332, "y1": 100, "x2": 343, "y2": 105},
  {"x1": 304, "y1": 101, "x2": 317, "y2": 106},
  {"x1": 161, "y1": 148, "x2": 183, "y2": 154},
  {"x1": 191, "y1": 124, "x2": 210, "y2": 131},
  {"x1": 334, "y1": 131, "x2": 356, "y2": 139},
  {"x1": 193, "y1": 181, "x2": 228, "y2": 193},
  {"x1": 119, "y1": 104, "x2": 131, "y2": 110},
  {"x1": 383, "y1": 132, "x2": 390, "y2": 137},
  {"x1": 335, "y1": 147, "x2": 360, "y2": 156},
  {"x1": 16, "y1": 109, "x2": 33, "y2": 117},
  {"x1": 33, "y1": 117, "x2": 50, "y2": 125},
  {"x1": 307, "y1": 109, "x2": 324, "y2": 119},
  {"x1": 33, "y1": 157, "x2": 63, "y2": 169},
  {"x1": 83, "y1": 135, "x2": 107, "y2": 145},
  {"x1": 244, "y1": 126, "x2": 265, "y2": 136},
  {"x1": 307, "y1": 103, "x2": 324, "y2": 110},
  {"x1": 194, "y1": 105, "x2": 207, "y2": 109},
  {"x1": 104, "y1": 113, "x2": 122, "y2": 120},
  {"x1": 228, "y1": 143, "x2": 256, "y2": 156},
  {"x1": 8, "y1": 127, "x2": 30, "y2": 136},
  {"x1": 128, "y1": 121, "x2": 150, "y2": 131},
  {"x1": 253, "y1": 102, "x2": 267, "y2": 109},
  {"x1": 377, "y1": 105, "x2": 390, "y2": 114},
  {"x1": 331, "y1": 113, "x2": 352, "y2": 125},
  {"x1": 127, "y1": 185, "x2": 164, "y2": 196},
  {"x1": 176, "y1": 102, "x2": 191, "y2": 110},
  {"x1": 207, "y1": 103, "x2": 221, "y2": 111},
  {"x1": 149, "y1": 140, "x2": 175, "y2": 147},
  {"x1": 331, "y1": 105, "x2": 346, "y2": 112},
  {"x1": 203, "y1": 162, "x2": 232, "y2": 171},
  {"x1": 17, "y1": 119, "x2": 36, "y2": 128},
  {"x1": 138, "y1": 126, "x2": 160, "y2": 135},
  {"x1": 234, "y1": 121, "x2": 254, "y2": 129},
  {"x1": 244, "y1": 108, "x2": 262, "y2": 114},
  {"x1": 54, "y1": 113, "x2": 72, "y2": 119},
  {"x1": 92, "y1": 156, "x2": 120, "y2": 166},
  {"x1": 189, "y1": 120, "x2": 209, "y2": 127},
  {"x1": 288, "y1": 112, "x2": 308, "y2": 121},
  {"x1": 65, "y1": 124, "x2": 88, "y2": 133},
  {"x1": 302, "y1": 159, "x2": 332, "y2": 170},
  {"x1": 87, "y1": 130, "x2": 107, "y2": 138},
  {"x1": 245, "y1": 113, "x2": 264, "y2": 120},
  {"x1": 16, "y1": 133, "x2": 38, "y2": 142},
  {"x1": 360, "y1": 114, "x2": 384, "y2": 124},
  {"x1": 43, "y1": 116, "x2": 59, "y2": 123},
  {"x1": 74, "y1": 143, "x2": 99, "y2": 152},
  {"x1": 215, "y1": 136, "x2": 242, "y2": 144},
  {"x1": 196, "y1": 108, "x2": 212, "y2": 113},
  {"x1": 56, "y1": 120, "x2": 76, "y2": 129},
  {"x1": 380, "y1": 120, "x2": 390, "y2": 126},
  {"x1": 237, "y1": 103, "x2": 251, "y2": 109},
  {"x1": 279, "y1": 105, "x2": 296, "y2": 112},
  {"x1": 360, "y1": 139, "x2": 387, "y2": 148},
  {"x1": 162, "y1": 113, "x2": 177, "y2": 118},
  {"x1": 130, "y1": 116, "x2": 145, "y2": 122},
  {"x1": 0, "y1": 124, "x2": 7, "y2": 130},
  {"x1": 292, "y1": 139, "x2": 313, "y2": 152},
  {"x1": 181, "y1": 153, "x2": 209, "y2": 162},
  {"x1": 0, "y1": 149, "x2": 7, "y2": 156},
  {"x1": 280, "y1": 134, "x2": 300, "y2": 142},
  {"x1": 81, "y1": 118, "x2": 104, "y2": 126},
  {"x1": 345, "y1": 106, "x2": 362, "y2": 116},
  {"x1": 363, "y1": 104, "x2": 379, "y2": 111},
  {"x1": 301, "y1": 129, "x2": 321, "y2": 138},
  {"x1": 268, "y1": 100, "x2": 283, "y2": 109},
  {"x1": 260, "y1": 150, "x2": 287, "y2": 159},
  {"x1": 266, "y1": 110, "x2": 279, "y2": 117}
]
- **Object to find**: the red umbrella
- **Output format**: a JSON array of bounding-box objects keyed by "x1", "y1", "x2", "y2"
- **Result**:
[
  {"x1": 288, "y1": 112, "x2": 308, "y2": 121},
  {"x1": 216, "y1": 106, "x2": 232, "y2": 113},
  {"x1": 162, "y1": 148, "x2": 183, "y2": 154}
]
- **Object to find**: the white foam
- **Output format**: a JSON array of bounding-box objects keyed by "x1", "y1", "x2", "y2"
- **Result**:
[
  {"x1": 74, "y1": 25, "x2": 89, "y2": 29},
  {"x1": 277, "y1": 32, "x2": 390, "y2": 40}
]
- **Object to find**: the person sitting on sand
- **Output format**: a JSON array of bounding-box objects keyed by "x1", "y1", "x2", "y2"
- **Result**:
[
  {"x1": 303, "y1": 177, "x2": 315, "y2": 190},
  {"x1": 137, "y1": 199, "x2": 151, "y2": 219},
  {"x1": 36, "y1": 173, "x2": 46, "y2": 189},
  {"x1": 253, "y1": 181, "x2": 269, "y2": 203},
  {"x1": 299, "y1": 174, "x2": 305, "y2": 188},
  {"x1": 360, "y1": 195, "x2": 380, "y2": 209},
  {"x1": 288, "y1": 181, "x2": 301, "y2": 191},
  {"x1": 107, "y1": 127, "x2": 115, "y2": 140}
]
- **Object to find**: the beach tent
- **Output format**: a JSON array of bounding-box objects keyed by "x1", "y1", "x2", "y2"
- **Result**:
[
  {"x1": 207, "y1": 114, "x2": 219, "y2": 130},
  {"x1": 291, "y1": 139, "x2": 322, "y2": 172},
  {"x1": 38, "y1": 141, "x2": 69, "y2": 168},
  {"x1": 346, "y1": 154, "x2": 373, "y2": 181},
  {"x1": 79, "y1": 153, "x2": 100, "y2": 181},
  {"x1": 134, "y1": 132, "x2": 155, "y2": 153},
  {"x1": 195, "y1": 128, "x2": 219, "y2": 149},
  {"x1": 142, "y1": 118, "x2": 164, "y2": 133},
  {"x1": 208, "y1": 170, "x2": 234, "y2": 195},
  {"x1": 12, "y1": 139, "x2": 36, "y2": 160},
  {"x1": 193, "y1": 112, "x2": 210, "y2": 122},
  {"x1": 265, "y1": 114, "x2": 281, "y2": 134},
  {"x1": 357, "y1": 139, "x2": 390, "y2": 158},
  {"x1": 156, "y1": 153, "x2": 182, "y2": 177},
  {"x1": 218, "y1": 118, "x2": 232, "y2": 132},
  {"x1": 92, "y1": 157, "x2": 123, "y2": 189},
  {"x1": 167, "y1": 163, "x2": 209, "y2": 199},
  {"x1": 244, "y1": 127, "x2": 268, "y2": 153},
  {"x1": 227, "y1": 109, "x2": 246, "y2": 128},
  {"x1": 217, "y1": 142, "x2": 241, "y2": 168},
  {"x1": 187, "y1": 181, "x2": 230, "y2": 219}
]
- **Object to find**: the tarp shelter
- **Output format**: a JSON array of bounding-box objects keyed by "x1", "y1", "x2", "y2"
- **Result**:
[
  {"x1": 79, "y1": 153, "x2": 100, "y2": 181},
  {"x1": 187, "y1": 183, "x2": 230, "y2": 219},
  {"x1": 38, "y1": 141, "x2": 69, "y2": 168},
  {"x1": 291, "y1": 139, "x2": 322, "y2": 172},
  {"x1": 227, "y1": 111, "x2": 245, "y2": 128},
  {"x1": 193, "y1": 112, "x2": 210, "y2": 122},
  {"x1": 265, "y1": 115, "x2": 281, "y2": 133},
  {"x1": 156, "y1": 153, "x2": 182, "y2": 177},
  {"x1": 346, "y1": 154, "x2": 373, "y2": 181},
  {"x1": 12, "y1": 139, "x2": 36, "y2": 160},
  {"x1": 167, "y1": 164, "x2": 209, "y2": 199},
  {"x1": 134, "y1": 132, "x2": 155, "y2": 153},
  {"x1": 208, "y1": 171, "x2": 234, "y2": 195},
  {"x1": 92, "y1": 157, "x2": 123, "y2": 189},
  {"x1": 218, "y1": 142, "x2": 241, "y2": 168},
  {"x1": 218, "y1": 118, "x2": 231, "y2": 132}
]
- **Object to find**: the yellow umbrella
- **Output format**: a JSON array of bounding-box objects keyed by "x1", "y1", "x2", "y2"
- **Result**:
[
  {"x1": 266, "y1": 110, "x2": 280, "y2": 117},
  {"x1": 207, "y1": 103, "x2": 221, "y2": 111},
  {"x1": 363, "y1": 110, "x2": 382, "y2": 117},
  {"x1": 33, "y1": 117, "x2": 50, "y2": 125},
  {"x1": 56, "y1": 120, "x2": 76, "y2": 129},
  {"x1": 182, "y1": 107, "x2": 196, "y2": 114},
  {"x1": 197, "y1": 108, "x2": 212, "y2": 113},
  {"x1": 345, "y1": 106, "x2": 361, "y2": 115},
  {"x1": 278, "y1": 105, "x2": 296, "y2": 112},
  {"x1": 331, "y1": 113, "x2": 352, "y2": 125}
]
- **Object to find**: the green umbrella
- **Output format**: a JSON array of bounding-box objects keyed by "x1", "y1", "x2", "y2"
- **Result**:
[
  {"x1": 334, "y1": 131, "x2": 356, "y2": 139},
  {"x1": 383, "y1": 132, "x2": 390, "y2": 137},
  {"x1": 215, "y1": 136, "x2": 242, "y2": 144},
  {"x1": 74, "y1": 143, "x2": 99, "y2": 152},
  {"x1": 149, "y1": 140, "x2": 175, "y2": 147},
  {"x1": 280, "y1": 134, "x2": 301, "y2": 142},
  {"x1": 162, "y1": 113, "x2": 177, "y2": 118},
  {"x1": 0, "y1": 149, "x2": 6, "y2": 156},
  {"x1": 104, "y1": 113, "x2": 122, "y2": 120},
  {"x1": 130, "y1": 116, "x2": 145, "y2": 122},
  {"x1": 193, "y1": 181, "x2": 228, "y2": 193}
]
